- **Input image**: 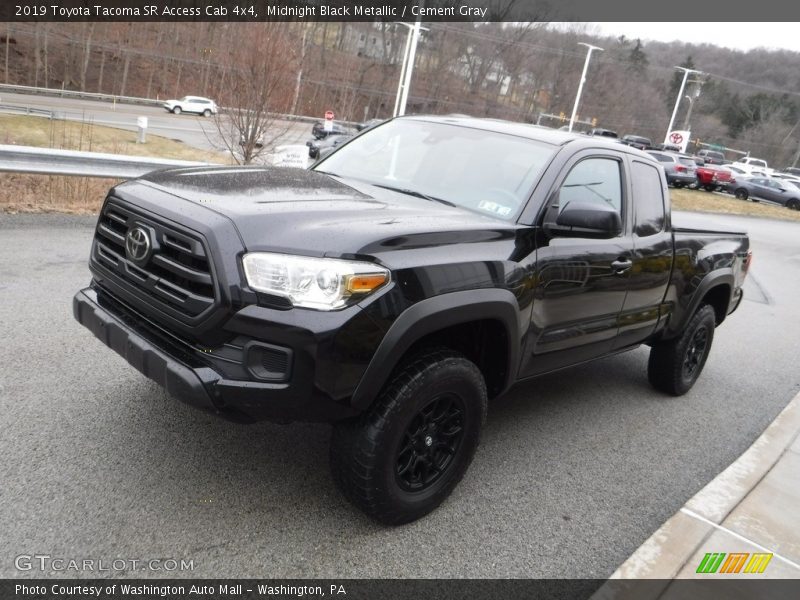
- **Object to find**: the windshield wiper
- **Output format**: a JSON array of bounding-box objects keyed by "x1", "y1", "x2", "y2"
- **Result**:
[{"x1": 370, "y1": 183, "x2": 457, "y2": 207}]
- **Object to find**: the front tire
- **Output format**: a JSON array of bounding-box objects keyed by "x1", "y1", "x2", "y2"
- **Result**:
[
  {"x1": 648, "y1": 304, "x2": 716, "y2": 396},
  {"x1": 172, "y1": 106, "x2": 182, "y2": 115},
  {"x1": 330, "y1": 349, "x2": 487, "y2": 525}
]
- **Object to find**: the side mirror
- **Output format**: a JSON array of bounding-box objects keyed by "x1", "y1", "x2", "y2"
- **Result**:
[{"x1": 548, "y1": 201, "x2": 622, "y2": 238}]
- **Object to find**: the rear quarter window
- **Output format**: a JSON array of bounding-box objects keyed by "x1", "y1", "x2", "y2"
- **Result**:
[{"x1": 631, "y1": 161, "x2": 666, "y2": 237}]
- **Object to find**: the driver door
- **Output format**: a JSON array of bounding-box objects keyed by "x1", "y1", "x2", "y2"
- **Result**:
[{"x1": 520, "y1": 150, "x2": 634, "y2": 377}]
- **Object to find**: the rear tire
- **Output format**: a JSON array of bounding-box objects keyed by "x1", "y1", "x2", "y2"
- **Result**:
[
  {"x1": 648, "y1": 305, "x2": 716, "y2": 396},
  {"x1": 734, "y1": 188, "x2": 748, "y2": 200},
  {"x1": 787, "y1": 199, "x2": 800, "y2": 210},
  {"x1": 704, "y1": 184, "x2": 715, "y2": 192},
  {"x1": 202, "y1": 109, "x2": 212, "y2": 117},
  {"x1": 172, "y1": 106, "x2": 182, "y2": 115},
  {"x1": 330, "y1": 349, "x2": 487, "y2": 525}
]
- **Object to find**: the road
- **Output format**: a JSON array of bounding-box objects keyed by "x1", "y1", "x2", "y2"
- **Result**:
[
  {"x1": 0, "y1": 211, "x2": 798, "y2": 579},
  {"x1": 0, "y1": 91, "x2": 313, "y2": 153}
]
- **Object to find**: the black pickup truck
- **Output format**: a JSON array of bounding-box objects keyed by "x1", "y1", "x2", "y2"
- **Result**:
[{"x1": 73, "y1": 116, "x2": 751, "y2": 524}]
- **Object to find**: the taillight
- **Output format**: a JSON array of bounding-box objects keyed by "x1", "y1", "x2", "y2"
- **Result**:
[
  {"x1": 743, "y1": 250, "x2": 753, "y2": 276},
  {"x1": 675, "y1": 165, "x2": 686, "y2": 173}
]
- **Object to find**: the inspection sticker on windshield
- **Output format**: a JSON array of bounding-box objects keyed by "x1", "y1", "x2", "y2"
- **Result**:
[{"x1": 477, "y1": 200, "x2": 513, "y2": 216}]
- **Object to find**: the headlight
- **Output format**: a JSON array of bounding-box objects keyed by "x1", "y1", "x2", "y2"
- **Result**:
[{"x1": 242, "y1": 252, "x2": 390, "y2": 310}]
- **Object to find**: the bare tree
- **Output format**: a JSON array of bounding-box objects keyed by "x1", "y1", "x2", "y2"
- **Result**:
[{"x1": 212, "y1": 23, "x2": 299, "y2": 165}]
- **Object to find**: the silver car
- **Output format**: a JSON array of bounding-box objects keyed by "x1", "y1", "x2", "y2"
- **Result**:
[
  {"x1": 731, "y1": 176, "x2": 800, "y2": 209},
  {"x1": 647, "y1": 151, "x2": 698, "y2": 187}
]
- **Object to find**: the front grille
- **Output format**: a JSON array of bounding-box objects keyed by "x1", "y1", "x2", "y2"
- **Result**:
[{"x1": 92, "y1": 200, "x2": 217, "y2": 320}]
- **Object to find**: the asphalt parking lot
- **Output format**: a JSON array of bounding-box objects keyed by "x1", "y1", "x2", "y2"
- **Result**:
[{"x1": 1, "y1": 211, "x2": 798, "y2": 579}]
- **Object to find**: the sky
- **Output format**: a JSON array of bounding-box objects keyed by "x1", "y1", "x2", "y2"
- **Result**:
[{"x1": 592, "y1": 23, "x2": 800, "y2": 53}]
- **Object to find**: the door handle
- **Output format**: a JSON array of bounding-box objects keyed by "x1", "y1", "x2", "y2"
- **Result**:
[{"x1": 611, "y1": 259, "x2": 632, "y2": 274}]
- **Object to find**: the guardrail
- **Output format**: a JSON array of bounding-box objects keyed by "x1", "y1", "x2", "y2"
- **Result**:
[
  {"x1": 0, "y1": 83, "x2": 162, "y2": 107},
  {"x1": 0, "y1": 103, "x2": 54, "y2": 118},
  {"x1": 0, "y1": 144, "x2": 220, "y2": 179}
]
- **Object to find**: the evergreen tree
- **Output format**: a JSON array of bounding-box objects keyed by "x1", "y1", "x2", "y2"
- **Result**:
[{"x1": 627, "y1": 39, "x2": 648, "y2": 75}]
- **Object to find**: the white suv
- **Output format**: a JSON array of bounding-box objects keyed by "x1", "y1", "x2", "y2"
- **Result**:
[{"x1": 163, "y1": 96, "x2": 218, "y2": 117}]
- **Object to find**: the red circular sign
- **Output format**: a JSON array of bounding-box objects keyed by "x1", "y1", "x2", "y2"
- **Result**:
[
  {"x1": 324, "y1": 110, "x2": 334, "y2": 120},
  {"x1": 669, "y1": 132, "x2": 684, "y2": 144}
]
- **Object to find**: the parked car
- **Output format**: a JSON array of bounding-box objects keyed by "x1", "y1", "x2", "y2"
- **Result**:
[
  {"x1": 239, "y1": 125, "x2": 264, "y2": 149},
  {"x1": 696, "y1": 149, "x2": 726, "y2": 165},
  {"x1": 73, "y1": 116, "x2": 751, "y2": 524},
  {"x1": 619, "y1": 134, "x2": 652, "y2": 150},
  {"x1": 724, "y1": 165, "x2": 768, "y2": 179},
  {"x1": 780, "y1": 167, "x2": 800, "y2": 176},
  {"x1": 588, "y1": 128, "x2": 618, "y2": 138},
  {"x1": 163, "y1": 96, "x2": 218, "y2": 117},
  {"x1": 772, "y1": 173, "x2": 800, "y2": 186},
  {"x1": 731, "y1": 176, "x2": 800, "y2": 209},
  {"x1": 696, "y1": 164, "x2": 735, "y2": 192},
  {"x1": 356, "y1": 118, "x2": 385, "y2": 131},
  {"x1": 647, "y1": 151, "x2": 697, "y2": 187},
  {"x1": 307, "y1": 134, "x2": 353, "y2": 159},
  {"x1": 731, "y1": 157, "x2": 771, "y2": 176},
  {"x1": 311, "y1": 120, "x2": 357, "y2": 140}
]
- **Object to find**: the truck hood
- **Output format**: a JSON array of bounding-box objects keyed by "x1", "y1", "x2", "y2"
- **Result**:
[{"x1": 121, "y1": 166, "x2": 520, "y2": 260}]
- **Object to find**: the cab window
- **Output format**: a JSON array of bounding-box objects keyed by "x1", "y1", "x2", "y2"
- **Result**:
[{"x1": 558, "y1": 158, "x2": 623, "y2": 216}]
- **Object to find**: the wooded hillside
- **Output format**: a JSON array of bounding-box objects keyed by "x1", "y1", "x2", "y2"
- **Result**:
[{"x1": 3, "y1": 21, "x2": 800, "y2": 165}]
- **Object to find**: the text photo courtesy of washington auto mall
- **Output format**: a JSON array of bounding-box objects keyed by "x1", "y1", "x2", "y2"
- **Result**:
[{"x1": 1, "y1": 1, "x2": 800, "y2": 599}]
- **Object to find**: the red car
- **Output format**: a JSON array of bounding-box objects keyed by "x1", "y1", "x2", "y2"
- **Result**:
[{"x1": 696, "y1": 165, "x2": 735, "y2": 192}]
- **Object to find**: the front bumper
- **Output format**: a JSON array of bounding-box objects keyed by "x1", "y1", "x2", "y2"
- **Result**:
[{"x1": 73, "y1": 287, "x2": 362, "y2": 423}]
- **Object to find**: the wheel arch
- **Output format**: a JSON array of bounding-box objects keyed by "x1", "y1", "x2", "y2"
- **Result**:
[
  {"x1": 664, "y1": 271, "x2": 734, "y2": 339},
  {"x1": 351, "y1": 289, "x2": 521, "y2": 411}
]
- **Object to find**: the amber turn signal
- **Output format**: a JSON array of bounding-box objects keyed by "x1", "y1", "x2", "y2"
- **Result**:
[{"x1": 345, "y1": 273, "x2": 388, "y2": 294}]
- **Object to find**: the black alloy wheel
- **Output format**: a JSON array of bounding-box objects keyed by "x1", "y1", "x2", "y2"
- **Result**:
[
  {"x1": 395, "y1": 393, "x2": 465, "y2": 492},
  {"x1": 682, "y1": 325, "x2": 709, "y2": 380}
]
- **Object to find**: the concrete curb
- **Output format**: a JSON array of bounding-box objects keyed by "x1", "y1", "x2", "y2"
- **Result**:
[{"x1": 592, "y1": 390, "x2": 800, "y2": 596}]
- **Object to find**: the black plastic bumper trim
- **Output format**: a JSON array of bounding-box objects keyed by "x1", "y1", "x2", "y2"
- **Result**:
[{"x1": 73, "y1": 288, "x2": 221, "y2": 415}]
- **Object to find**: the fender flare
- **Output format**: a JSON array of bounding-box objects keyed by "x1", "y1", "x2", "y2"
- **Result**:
[
  {"x1": 665, "y1": 270, "x2": 734, "y2": 338},
  {"x1": 351, "y1": 289, "x2": 521, "y2": 410}
]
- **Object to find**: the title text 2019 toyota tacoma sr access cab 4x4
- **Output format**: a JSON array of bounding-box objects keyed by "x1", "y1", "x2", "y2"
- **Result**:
[{"x1": 73, "y1": 117, "x2": 751, "y2": 524}]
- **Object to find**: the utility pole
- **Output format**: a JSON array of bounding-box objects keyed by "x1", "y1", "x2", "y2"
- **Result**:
[
  {"x1": 568, "y1": 43, "x2": 602, "y2": 133},
  {"x1": 666, "y1": 66, "x2": 702, "y2": 143}
]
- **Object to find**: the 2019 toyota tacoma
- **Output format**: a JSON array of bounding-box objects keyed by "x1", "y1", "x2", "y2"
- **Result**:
[{"x1": 73, "y1": 116, "x2": 751, "y2": 524}]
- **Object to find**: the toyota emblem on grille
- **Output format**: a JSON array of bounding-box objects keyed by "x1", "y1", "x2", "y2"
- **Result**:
[{"x1": 125, "y1": 226, "x2": 151, "y2": 262}]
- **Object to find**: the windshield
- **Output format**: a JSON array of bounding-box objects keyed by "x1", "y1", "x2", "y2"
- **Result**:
[{"x1": 313, "y1": 119, "x2": 557, "y2": 221}]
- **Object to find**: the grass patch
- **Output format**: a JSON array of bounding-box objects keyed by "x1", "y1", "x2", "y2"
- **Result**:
[
  {"x1": 0, "y1": 114, "x2": 231, "y2": 214},
  {"x1": 0, "y1": 114, "x2": 228, "y2": 163},
  {"x1": 671, "y1": 188, "x2": 800, "y2": 222}
]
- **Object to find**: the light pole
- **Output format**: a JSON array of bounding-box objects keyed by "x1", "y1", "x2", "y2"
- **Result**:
[
  {"x1": 392, "y1": 19, "x2": 428, "y2": 117},
  {"x1": 665, "y1": 66, "x2": 702, "y2": 143},
  {"x1": 682, "y1": 80, "x2": 703, "y2": 130},
  {"x1": 568, "y1": 43, "x2": 603, "y2": 133}
]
